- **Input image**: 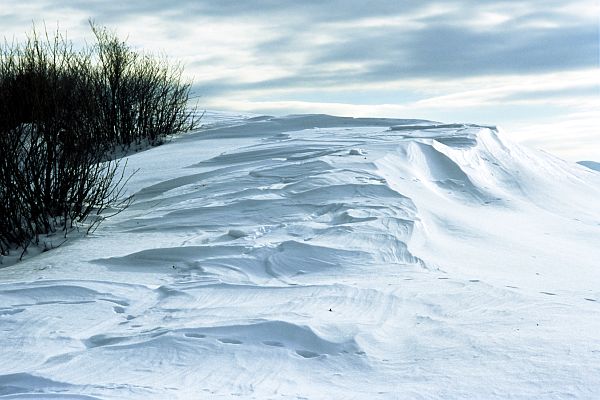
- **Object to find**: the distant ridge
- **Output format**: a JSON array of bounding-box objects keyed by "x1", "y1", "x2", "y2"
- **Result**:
[{"x1": 577, "y1": 160, "x2": 600, "y2": 171}]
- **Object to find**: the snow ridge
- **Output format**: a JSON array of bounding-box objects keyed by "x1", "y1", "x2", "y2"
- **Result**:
[{"x1": 1, "y1": 113, "x2": 600, "y2": 399}]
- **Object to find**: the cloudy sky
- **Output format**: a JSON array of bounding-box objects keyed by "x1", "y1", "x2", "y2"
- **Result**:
[{"x1": 2, "y1": 0, "x2": 598, "y2": 160}]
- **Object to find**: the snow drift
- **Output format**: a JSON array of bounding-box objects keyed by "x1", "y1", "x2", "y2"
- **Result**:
[{"x1": 1, "y1": 112, "x2": 599, "y2": 399}]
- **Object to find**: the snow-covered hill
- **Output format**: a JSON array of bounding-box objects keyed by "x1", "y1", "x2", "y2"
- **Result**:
[{"x1": 1, "y1": 112, "x2": 600, "y2": 399}]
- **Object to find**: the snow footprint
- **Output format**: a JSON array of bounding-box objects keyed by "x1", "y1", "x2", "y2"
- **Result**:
[
  {"x1": 296, "y1": 350, "x2": 320, "y2": 358},
  {"x1": 113, "y1": 306, "x2": 125, "y2": 314},
  {"x1": 184, "y1": 333, "x2": 206, "y2": 339},
  {"x1": 218, "y1": 338, "x2": 243, "y2": 345},
  {"x1": 263, "y1": 340, "x2": 285, "y2": 347}
]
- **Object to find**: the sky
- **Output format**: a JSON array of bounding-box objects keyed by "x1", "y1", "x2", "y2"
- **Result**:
[{"x1": 1, "y1": 0, "x2": 599, "y2": 161}]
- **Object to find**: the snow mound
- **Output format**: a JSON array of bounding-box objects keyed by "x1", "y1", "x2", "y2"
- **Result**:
[{"x1": 1, "y1": 113, "x2": 600, "y2": 399}]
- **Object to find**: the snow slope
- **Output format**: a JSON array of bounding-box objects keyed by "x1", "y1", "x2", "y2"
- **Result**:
[{"x1": 1, "y1": 112, "x2": 600, "y2": 399}]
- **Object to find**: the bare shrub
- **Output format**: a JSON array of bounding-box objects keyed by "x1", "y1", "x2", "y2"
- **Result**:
[
  {"x1": 91, "y1": 23, "x2": 198, "y2": 149},
  {"x1": 0, "y1": 23, "x2": 198, "y2": 257}
]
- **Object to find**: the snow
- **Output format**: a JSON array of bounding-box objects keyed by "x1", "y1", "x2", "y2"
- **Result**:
[{"x1": 1, "y1": 112, "x2": 600, "y2": 399}]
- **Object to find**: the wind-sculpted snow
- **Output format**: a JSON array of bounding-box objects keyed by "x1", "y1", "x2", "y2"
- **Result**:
[{"x1": 1, "y1": 113, "x2": 600, "y2": 399}]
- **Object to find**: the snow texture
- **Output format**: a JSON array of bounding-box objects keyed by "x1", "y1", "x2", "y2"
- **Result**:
[{"x1": 1, "y1": 111, "x2": 600, "y2": 399}]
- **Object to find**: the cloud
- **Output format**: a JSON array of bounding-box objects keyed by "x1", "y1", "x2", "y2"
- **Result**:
[{"x1": 3, "y1": 1, "x2": 597, "y2": 81}]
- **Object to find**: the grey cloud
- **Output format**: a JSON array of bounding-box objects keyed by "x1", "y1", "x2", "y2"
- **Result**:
[
  {"x1": 367, "y1": 23, "x2": 598, "y2": 77},
  {"x1": 197, "y1": 1, "x2": 598, "y2": 93},
  {"x1": 37, "y1": 0, "x2": 427, "y2": 24},
  {"x1": 208, "y1": 21, "x2": 597, "y2": 93},
  {"x1": 4, "y1": 0, "x2": 598, "y2": 97}
]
